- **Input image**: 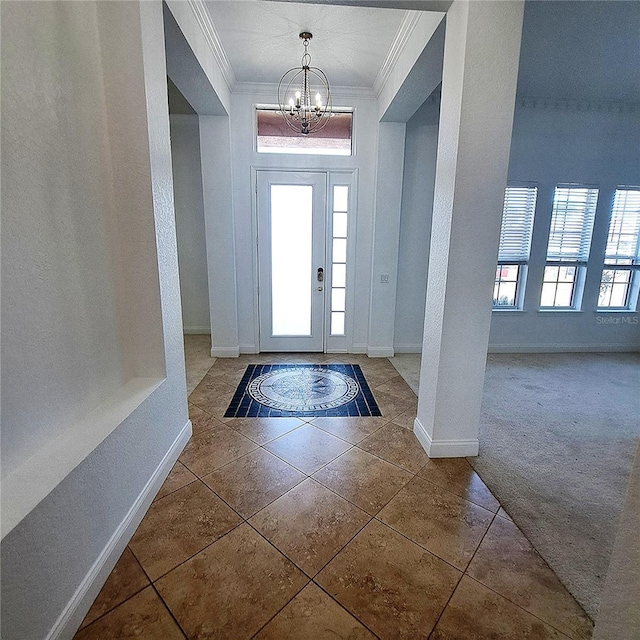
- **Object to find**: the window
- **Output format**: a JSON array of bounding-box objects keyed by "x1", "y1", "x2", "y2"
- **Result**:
[
  {"x1": 493, "y1": 185, "x2": 537, "y2": 308},
  {"x1": 256, "y1": 108, "x2": 353, "y2": 156},
  {"x1": 540, "y1": 185, "x2": 598, "y2": 308},
  {"x1": 330, "y1": 185, "x2": 349, "y2": 335},
  {"x1": 599, "y1": 187, "x2": 640, "y2": 309}
]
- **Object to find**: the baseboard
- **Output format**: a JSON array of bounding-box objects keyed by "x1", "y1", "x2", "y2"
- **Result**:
[
  {"x1": 211, "y1": 346, "x2": 240, "y2": 358},
  {"x1": 488, "y1": 343, "x2": 639, "y2": 353},
  {"x1": 413, "y1": 417, "x2": 479, "y2": 458},
  {"x1": 183, "y1": 326, "x2": 211, "y2": 335},
  {"x1": 351, "y1": 343, "x2": 367, "y2": 354},
  {"x1": 366, "y1": 346, "x2": 395, "y2": 358},
  {"x1": 239, "y1": 344, "x2": 258, "y2": 354},
  {"x1": 47, "y1": 420, "x2": 193, "y2": 640},
  {"x1": 393, "y1": 343, "x2": 422, "y2": 353}
]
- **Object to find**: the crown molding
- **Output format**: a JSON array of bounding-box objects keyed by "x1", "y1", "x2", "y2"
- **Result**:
[
  {"x1": 373, "y1": 10, "x2": 422, "y2": 99},
  {"x1": 232, "y1": 81, "x2": 376, "y2": 102},
  {"x1": 188, "y1": 0, "x2": 236, "y2": 92},
  {"x1": 516, "y1": 96, "x2": 639, "y2": 114}
]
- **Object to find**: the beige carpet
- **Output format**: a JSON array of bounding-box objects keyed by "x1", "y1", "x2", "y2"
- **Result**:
[{"x1": 390, "y1": 351, "x2": 640, "y2": 621}]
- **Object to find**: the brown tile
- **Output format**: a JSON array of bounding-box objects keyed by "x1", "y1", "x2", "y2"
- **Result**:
[
  {"x1": 188, "y1": 392, "x2": 234, "y2": 420},
  {"x1": 358, "y1": 422, "x2": 429, "y2": 473},
  {"x1": 371, "y1": 389, "x2": 413, "y2": 420},
  {"x1": 467, "y1": 517, "x2": 593, "y2": 639},
  {"x1": 390, "y1": 409, "x2": 416, "y2": 430},
  {"x1": 378, "y1": 476, "x2": 494, "y2": 570},
  {"x1": 316, "y1": 519, "x2": 461, "y2": 639},
  {"x1": 250, "y1": 479, "x2": 370, "y2": 576},
  {"x1": 311, "y1": 416, "x2": 387, "y2": 444},
  {"x1": 206, "y1": 359, "x2": 248, "y2": 379},
  {"x1": 154, "y1": 461, "x2": 197, "y2": 502},
  {"x1": 265, "y1": 423, "x2": 351, "y2": 474},
  {"x1": 179, "y1": 427, "x2": 257, "y2": 476},
  {"x1": 497, "y1": 506, "x2": 513, "y2": 521},
  {"x1": 74, "y1": 586, "x2": 184, "y2": 640},
  {"x1": 79, "y1": 548, "x2": 149, "y2": 629},
  {"x1": 193, "y1": 371, "x2": 237, "y2": 395},
  {"x1": 202, "y1": 448, "x2": 305, "y2": 518},
  {"x1": 188, "y1": 404, "x2": 225, "y2": 435},
  {"x1": 313, "y1": 448, "x2": 412, "y2": 515},
  {"x1": 431, "y1": 576, "x2": 567, "y2": 640},
  {"x1": 188, "y1": 374, "x2": 235, "y2": 406},
  {"x1": 417, "y1": 458, "x2": 500, "y2": 513},
  {"x1": 254, "y1": 583, "x2": 375, "y2": 639},
  {"x1": 155, "y1": 523, "x2": 308, "y2": 640},
  {"x1": 374, "y1": 376, "x2": 417, "y2": 402},
  {"x1": 129, "y1": 482, "x2": 241, "y2": 581},
  {"x1": 225, "y1": 416, "x2": 304, "y2": 445},
  {"x1": 359, "y1": 361, "x2": 399, "y2": 385}
]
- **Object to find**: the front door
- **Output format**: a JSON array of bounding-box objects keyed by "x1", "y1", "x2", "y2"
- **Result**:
[{"x1": 257, "y1": 171, "x2": 327, "y2": 351}]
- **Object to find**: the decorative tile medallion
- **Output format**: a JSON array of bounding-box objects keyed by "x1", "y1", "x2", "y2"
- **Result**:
[{"x1": 225, "y1": 364, "x2": 382, "y2": 418}]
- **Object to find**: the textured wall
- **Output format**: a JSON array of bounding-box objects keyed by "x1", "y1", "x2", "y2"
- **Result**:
[
  {"x1": 394, "y1": 99, "x2": 439, "y2": 350},
  {"x1": 1, "y1": 3, "x2": 190, "y2": 638},
  {"x1": 1, "y1": 1, "x2": 125, "y2": 479},
  {"x1": 170, "y1": 115, "x2": 211, "y2": 332}
]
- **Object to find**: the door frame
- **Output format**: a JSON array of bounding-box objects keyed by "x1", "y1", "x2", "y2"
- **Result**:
[{"x1": 250, "y1": 167, "x2": 358, "y2": 353}]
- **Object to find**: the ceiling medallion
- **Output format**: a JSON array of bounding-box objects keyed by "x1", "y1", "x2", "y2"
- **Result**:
[{"x1": 277, "y1": 32, "x2": 332, "y2": 136}]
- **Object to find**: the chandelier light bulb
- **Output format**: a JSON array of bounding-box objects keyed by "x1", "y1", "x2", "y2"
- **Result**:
[{"x1": 277, "y1": 32, "x2": 332, "y2": 136}]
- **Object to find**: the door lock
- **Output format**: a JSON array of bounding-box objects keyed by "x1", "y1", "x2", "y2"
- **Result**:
[
  {"x1": 317, "y1": 267, "x2": 324, "y2": 283},
  {"x1": 317, "y1": 286, "x2": 324, "y2": 291}
]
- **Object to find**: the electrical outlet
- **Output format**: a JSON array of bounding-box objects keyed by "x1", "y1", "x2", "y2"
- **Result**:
[{"x1": 380, "y1": 273, "x2": 389, "y2": 284}]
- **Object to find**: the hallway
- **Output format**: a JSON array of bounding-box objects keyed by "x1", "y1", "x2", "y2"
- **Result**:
[{"x1": 74, "y1": 353, "x2": 592, "y2": 639}]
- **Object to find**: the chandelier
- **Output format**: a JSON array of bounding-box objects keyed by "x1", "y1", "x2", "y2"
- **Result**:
[{"x1": 278, "y1": 32, "x2": 332, "y2": 136}]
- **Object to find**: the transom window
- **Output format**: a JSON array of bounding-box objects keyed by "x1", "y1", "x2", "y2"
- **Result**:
[
  {"x1": 541, "y1": 185, "x2": 598, "y2": 309},
  {"x1": 493, "y1": 185, "x2": 537, "y2": 309},
  {"x1": 598, "y1": 187, "x2": 640, "y2": 309},
  {"x1": 256, "y1": 108, "x2": 353, "y2": 156}
]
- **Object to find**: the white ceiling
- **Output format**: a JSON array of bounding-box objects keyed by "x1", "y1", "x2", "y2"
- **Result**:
[
  {"x1": 204, "y1": 1, "x2": 410, "y2": 89},
  {"x1": 517, "y1": 1, "x2": 640, "y2": 103},
  {"x1": 202, "y1": 0, "x2": 640, "y2": 103}
]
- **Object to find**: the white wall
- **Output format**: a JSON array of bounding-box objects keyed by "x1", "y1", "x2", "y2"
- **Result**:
[
  {"x1": 1, "y1": 3, "x2": 192, "y2": 638},
  {"x1": 367, "y1": 121, "x2": 407, "y2": 356},
  {"x1": 228, "y1": 90, "x2": 381, "y2": 354},
  {"x1": 394, "y1": 99, "x2": 640, "y2": 353},
  {"x1": 169, "y1": 115, "x2": 211, "y2": 333},
  {"x1": 2, "y1": 2, "x2": 128, "y2": 479},
  {"x1": 394, "y1": 97, "x2": 440, "y2": 351},
  {"x1": 490, "y1": 101, "x2": 640, "y2": 351}
]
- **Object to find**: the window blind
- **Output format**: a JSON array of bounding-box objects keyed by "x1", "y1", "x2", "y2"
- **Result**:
[
  {"x1": 604, "y1": 187, "x2": 640, "y2": 265},
  {"x1": 546, "y1": 186, "x2": 598, "y2": 263},
  {"x1": 498, "y1": 185, "x2": 537, "y2": 263}
]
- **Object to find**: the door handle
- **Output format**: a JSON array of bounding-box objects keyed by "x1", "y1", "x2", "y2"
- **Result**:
[{"x1": 317, "y1": 267, "x2": 324, "y2": 283}]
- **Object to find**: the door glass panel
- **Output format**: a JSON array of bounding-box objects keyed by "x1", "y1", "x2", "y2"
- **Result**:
[
  {"x1": 332, "y1": 263, "x2": 346, "y2": 288},
  {"x1": 331, "y1": 312, "x2": 345, "y2": 335},
  {"x1": 333, "y1": 238, "x2": 347, "y2": 263},
  {"x1": 331, "y1": 288, "x2": 346, "y2": 312},
  {"x1": 334, "y1": 186, "x2": 349, "y2": 211},
  {"x1": 270, "y1": 185, "x2": 313, "y2": 335},
  {"x1": 333, "y1": 211, "x2": 348, "y2": 237}
]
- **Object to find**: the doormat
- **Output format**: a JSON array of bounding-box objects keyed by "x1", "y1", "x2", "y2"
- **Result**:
[{"x1": 224, "y1": 364, "x2": 382, "y2": 418}]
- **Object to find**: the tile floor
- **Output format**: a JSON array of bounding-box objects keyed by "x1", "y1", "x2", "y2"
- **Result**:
[{"x1": 74, "y1": 353, "x2": 593, "y2": 640}]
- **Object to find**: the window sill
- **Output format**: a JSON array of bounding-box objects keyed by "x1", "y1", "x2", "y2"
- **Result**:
[
  {"x1": 492, "y1": 308, "x2": 525, "y2": 313},
  {"x1": 537, "y1": 308, "x2": 583, "y2": 313}
]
